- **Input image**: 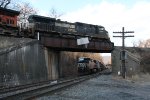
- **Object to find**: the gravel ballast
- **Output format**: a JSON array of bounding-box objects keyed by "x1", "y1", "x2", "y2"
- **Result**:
[{"x1": 36, "y1": 75, "x2": 150, "y2": 100}]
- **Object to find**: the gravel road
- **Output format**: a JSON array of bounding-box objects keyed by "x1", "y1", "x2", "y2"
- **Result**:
[{"x1": 35, "y1": 75, "x2": 150, "y2": 100}]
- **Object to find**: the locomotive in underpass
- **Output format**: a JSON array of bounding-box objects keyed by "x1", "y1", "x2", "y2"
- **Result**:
[{"x1": 77, "y1": 57, "x2": 106, "y2": 75}]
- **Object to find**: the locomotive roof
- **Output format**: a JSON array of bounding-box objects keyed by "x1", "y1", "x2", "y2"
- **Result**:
[
  {"x1": 76, "y1": 22, "x2": 104, "y2": 27},
  {"x1": 28, "y1": 15, "x2": 106, "y2": 29},
  {"x1": 28, "y1": 15, "x2": 56, "y2": 21},
  {"x1": 0, "y1": 7, "x2": 20, "y2": 15}
]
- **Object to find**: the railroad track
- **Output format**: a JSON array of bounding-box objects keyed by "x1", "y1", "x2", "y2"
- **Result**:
[
  {"x1": 0, "y1": 33, "x2": 17, "y2": 37},
  {"x1": 0, "y1": 72, "x2": 101, "y2": 100}
]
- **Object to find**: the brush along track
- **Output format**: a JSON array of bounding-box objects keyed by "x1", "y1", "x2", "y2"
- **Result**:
[{"x1": 0, "y1": 72, "x2": 102, "y2": 100}]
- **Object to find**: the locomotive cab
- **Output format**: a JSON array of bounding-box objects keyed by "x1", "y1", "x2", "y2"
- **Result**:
[
  {"x1": 28, "y1": 15, "x2": 56, "y2": 37},
  {"x1": 77, "y1": 57, "x2": 101, "y2": 74}
]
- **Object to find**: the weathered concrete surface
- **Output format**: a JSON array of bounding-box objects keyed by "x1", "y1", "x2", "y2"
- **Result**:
[
  {"x1": 112, "y1": 47, "x2": 140, "y2": 77},
  {"x1": 44, "y1": 48, "x2": 59, "y2": 80},
  {"x1": 0, "y1": 36, "x2": 85, "y2": 87},
  {"x1": 0, "y1": 36, "x2": 60, "y2": 87},
  {"x1": 59, "y1": 52, "x2": 78, "y2": 78},
  {"x1": 0, "y1": 36, "x2": 33, "y2": 49},
  {"x1": 0, "y1": 39, "x2": 48, "y2": 87},
  {"x1": 36, "y1": 75, "x2": 150, "y2": 100},
  {"x1": 112, "y1": 46, "x2": 150, "y2": 77},
  {"x1": 125, "y1": 47, "x2": 150, "y2": 73}
]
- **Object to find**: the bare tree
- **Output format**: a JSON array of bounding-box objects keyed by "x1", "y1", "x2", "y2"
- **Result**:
[
  {"x1": 133, "y1": 40, "x2": 144, "y2": 47},
  {"x1": 133, "y1": 39, "x2": 150, "y2": 48},
  {"x1": 0, "y1": 0, "x2": 11, "y2": 8},
  {"x1": 15, "y1": 2, "x2": 38, "y2": 28},
  {"x1": 49, "y1": 7, "x2": 63, "y2": 18},
  {"x1": 143, "y1": 39, "x2": 150, "y2": 48}
]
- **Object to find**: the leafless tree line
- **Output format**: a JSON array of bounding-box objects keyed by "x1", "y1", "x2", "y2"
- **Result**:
[{"x1": 133, "y1": 39, "x2": 150, "y2": 48}]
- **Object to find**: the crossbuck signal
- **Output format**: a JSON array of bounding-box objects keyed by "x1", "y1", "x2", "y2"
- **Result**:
[{"x1": 113, "y1": 27, "x2": 134, "y2": 79}]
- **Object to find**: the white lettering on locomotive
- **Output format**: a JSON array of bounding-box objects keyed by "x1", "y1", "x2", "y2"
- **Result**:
[{"x1": 55, "y1": 22, "x2": 75, "y2": 32}]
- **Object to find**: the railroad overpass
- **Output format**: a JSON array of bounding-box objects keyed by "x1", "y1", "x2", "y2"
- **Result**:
[
  {"x1": 0, "y1": 31, "x2": 114, "y2": 89},
  {"x1": 39, "y1": 32, "x2": 114, "y2": 53}
]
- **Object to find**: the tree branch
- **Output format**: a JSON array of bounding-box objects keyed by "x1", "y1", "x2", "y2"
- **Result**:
[
  {"x1": 0, "y1": 0, "x2": 11, "y2": 8},
  {"x1": 0, "y1": 0, "x2": 5, "y2": 7},
  {"x1": 4, "y1": 0, "x2": 11, "y2": 8}
]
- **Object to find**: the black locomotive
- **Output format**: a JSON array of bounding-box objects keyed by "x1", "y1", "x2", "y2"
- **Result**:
[
  {"x1": 27, "y1": 15, "x2": 109, "y2": 39},
  {"x1": 77, "y1": 57, "x2": 106, "y2": 75}
]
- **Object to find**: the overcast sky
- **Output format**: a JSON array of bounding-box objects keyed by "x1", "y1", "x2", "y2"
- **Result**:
[{"x1": 22, "y1": 0, "x2": 150, "y2": 47}]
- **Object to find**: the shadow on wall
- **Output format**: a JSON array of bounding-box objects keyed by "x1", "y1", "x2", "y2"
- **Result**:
[
  {"x1": 0, "y1": 42, "x2": 48, "y2": 87},
  {"x1": 140, "y1": 52, "x2": 150, "y2": 73}
]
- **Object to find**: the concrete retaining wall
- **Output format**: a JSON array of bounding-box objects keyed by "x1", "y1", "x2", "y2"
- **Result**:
[
  {"x1": 112, "y1": 47, "x2": 140, "y2": 77},
  {"x1": 45, "y1": 48, "x2": 59, "y2": 80},
  {"x1": 0, "y1": 37, "x2": 59, "y2": 87},
  {"x1": 0, "y1": 41, "x2": 48, "y2": 87}
]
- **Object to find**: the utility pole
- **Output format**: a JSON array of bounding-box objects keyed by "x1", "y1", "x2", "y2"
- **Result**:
[{"x1": 113, "y1": 27, "x2": 134, "y2": 79}]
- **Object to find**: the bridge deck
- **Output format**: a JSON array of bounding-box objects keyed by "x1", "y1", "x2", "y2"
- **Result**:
[{"x1": 39, "y1": 33, "x2": 114, "y2": 53}]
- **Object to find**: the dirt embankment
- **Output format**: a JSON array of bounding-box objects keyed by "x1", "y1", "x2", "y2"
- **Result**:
[
  {"x1": 0, "y1": 36, "x2": 34, "y2": 49},
  {"x1": 126, "y1": 47, "x2": 150, "y2": 73}
]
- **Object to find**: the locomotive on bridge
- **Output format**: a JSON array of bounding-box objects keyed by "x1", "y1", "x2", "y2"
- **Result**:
[
  {"x1": 0, "y1": 7, "x2": 110, "y2": 41},
  {"x1": 77, "y1": 57, "x2": 106, "y2": 75},
  {"x1": 27, "y1": 15, "x2": 110, "y2": 39}
]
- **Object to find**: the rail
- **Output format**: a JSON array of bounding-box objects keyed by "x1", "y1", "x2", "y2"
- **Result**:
[{"x1": 0, "y1": 72, "x2": 101, "y2": 100}]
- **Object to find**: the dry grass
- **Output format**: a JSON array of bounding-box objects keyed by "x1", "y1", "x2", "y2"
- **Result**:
[
  {"x1": 126, "y1": 73, "x2": 150, "y2": 84},
  {"x1": 113, "y1": 73, "x2": 150, "y2": 84},
  {"x1": 0, "y1": 37, "x2": 13, "y2": 48},
  {"x1": 0, "y1": 36, "x2": 33, "y2": 49}
]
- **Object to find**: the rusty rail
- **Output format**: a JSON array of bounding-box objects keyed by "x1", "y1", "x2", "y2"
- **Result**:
[{"x1": 0, "y1": 73, "x2": 101, "y2": 100}]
